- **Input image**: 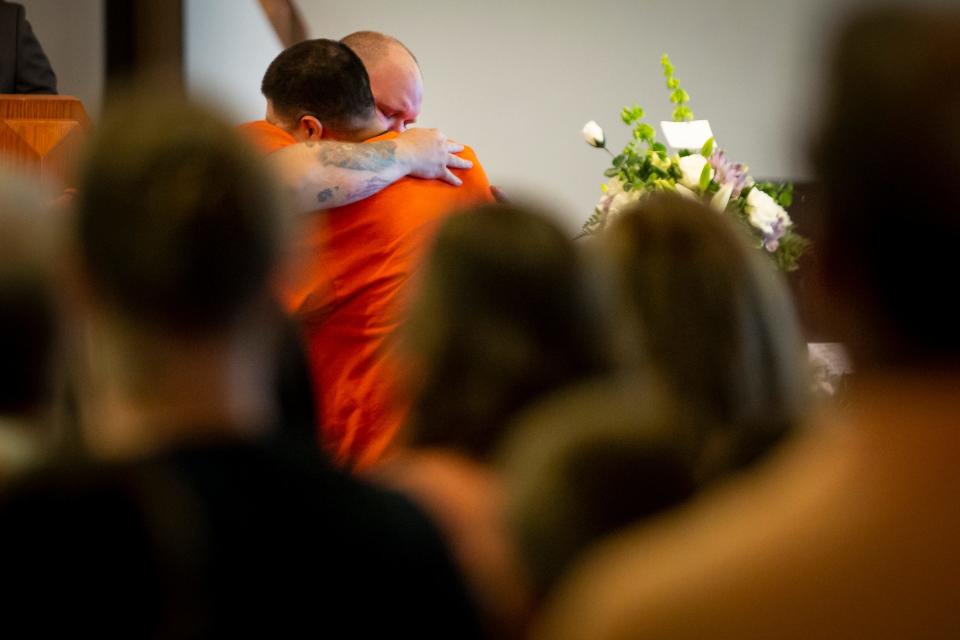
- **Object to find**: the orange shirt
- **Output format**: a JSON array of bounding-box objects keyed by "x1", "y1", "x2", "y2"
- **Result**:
[
  {"x1": 240, "y1": 119, "x2": 297, "y2": 154},
  {"x1": 240, "y1": 121, "x2": 494, "y2": 469}
]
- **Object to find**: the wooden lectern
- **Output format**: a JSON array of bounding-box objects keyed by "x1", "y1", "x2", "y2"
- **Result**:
[{"x1": 0, "y1": 95, "x2": 90, "y2": 187}]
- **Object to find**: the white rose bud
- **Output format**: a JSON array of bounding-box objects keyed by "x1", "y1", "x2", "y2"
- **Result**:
[
  {"x1": 609, "y1": 189, "x2": 642, "y2": 216},
  {"x1": 677, "y1": 154, "x2": 712, "y2": 191},
  {"x1": 745, "y1": 188, "x2": 792, "y2": 235},
  {"x1": 674, "y1": 184, "x2": 698, "y2": 200},
  {"x1": 582, "y1": 120, "x2": 606, "y2": 148}
]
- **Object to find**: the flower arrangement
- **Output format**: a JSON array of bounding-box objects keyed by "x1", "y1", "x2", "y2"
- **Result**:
[{"x1": 582, "y1": 55, "x2": 809, "y2": 271}]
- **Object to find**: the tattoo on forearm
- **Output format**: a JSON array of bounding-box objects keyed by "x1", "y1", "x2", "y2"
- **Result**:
[
  {"x1": 317, "y1": 141, "x2": 397, "y2": 172},
  {"x1": 317, "y1": 186, "x2": 340, "y2": 204},
  {"x1": 344, "y1": 177, "x2": 392, "y2": 202}
]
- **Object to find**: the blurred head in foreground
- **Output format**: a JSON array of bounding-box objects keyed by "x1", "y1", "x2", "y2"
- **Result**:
[
  {"x1": 0, "y1": 170, "x2": 61, "y2": 477},
  {"x1": 73, "y1": 95, "x2": 288, "y2": 457},
  {"x1": 498, "y1": 377, "x2": 710, "y2": 597},
  {"x1": 811, "y1": 7, "x2": 960, "y2": 371},
  {"x1": 603, "y1": 193, "x2": 808, "y2": 476},
  {"x1": 401, "y1": 203, "x2": 611, "y2": 460}
]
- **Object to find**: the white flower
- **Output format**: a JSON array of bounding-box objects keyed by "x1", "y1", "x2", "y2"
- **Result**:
[
  {"x1": 602, "y1": 176, "x2": 625, "y2": 197},
  {"x1": 677, "y1": 154, "x2": 713, "y2": 191},
  {"x1": 674, "y1": 184, "x2": 698, "y2": 200},
  {"x1": 582, "y1": 120, "x2": 606, "y2": 148},
  {"x1": 710, "y1": 183, "x2": 733, "y2": 212},
  {"x1": 597, "y1": 177, "x2": 643, "y2": 214},
  {"x1": 745, "y1": 188, "x2": 792, "y2": 236},
  {"x1": 608, "y1": 188, "x2": 642, "y2": 216},
  {"x1": 596, "y1": 178, "x2": 643, "y2": 227}
]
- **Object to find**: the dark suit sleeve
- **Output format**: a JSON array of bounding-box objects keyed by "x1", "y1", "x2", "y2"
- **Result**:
[{"x1": 14, "y1": 3, "x2": 57, "y2": 94}]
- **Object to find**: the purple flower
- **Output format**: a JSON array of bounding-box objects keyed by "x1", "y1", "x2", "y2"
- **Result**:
[
  {"x1": 763, "y1": 217, "x2": 788, "y2": 252},
  {"x1": 709, "y1": 150, "x2": 749, "y2": 199}
]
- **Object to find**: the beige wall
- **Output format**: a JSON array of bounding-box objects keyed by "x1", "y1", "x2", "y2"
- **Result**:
[
  {"x1": 185, "y1": 0, "x2": 943, "y2": 229},
  {"x1": 21, "y1": 0, "x2": 104, "y2": 117}
]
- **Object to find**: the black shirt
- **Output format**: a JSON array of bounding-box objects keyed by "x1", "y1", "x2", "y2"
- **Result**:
[
  {"x1": 0, "y1": 438, "x2": 486, "y2": 638},
  {"x1": 0, "y1": 2, "x2": 57, "y2": 94}
]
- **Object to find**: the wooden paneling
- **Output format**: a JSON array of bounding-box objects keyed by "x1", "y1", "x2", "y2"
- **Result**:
[{"x1": 0, "y1": 95, "x2": 91, "y2": 187}]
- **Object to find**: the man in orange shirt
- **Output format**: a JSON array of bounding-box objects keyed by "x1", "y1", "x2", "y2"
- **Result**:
[
  {"x1": 256, "y1": 31, "x2": 503, "y2": 213},
  {"x1": 241, "y1": 39, "x2": 493, "y2": 469}
]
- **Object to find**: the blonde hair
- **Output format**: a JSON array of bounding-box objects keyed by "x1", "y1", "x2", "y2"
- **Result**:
[{"x1": 604, "y1": 193, "x2": 807, "y2": 473}]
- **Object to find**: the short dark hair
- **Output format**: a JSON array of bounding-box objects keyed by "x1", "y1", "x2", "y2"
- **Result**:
[
  {"x1": 812, "y1": 8, "x2": 960, "y2": 365},
  {"x1": 261, "y1": 38, "x2": 376, "y2": 131},
  {"x1": 76, "y1": 96, "x2": 283, "y2": 335}
]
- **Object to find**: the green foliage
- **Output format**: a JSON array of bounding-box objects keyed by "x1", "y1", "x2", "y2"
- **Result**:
[
  {"x1": 583, "y1": 207, "x2": 604, "y2": 233},
  {"x1": 621, "y1": 104, "x2": 645, "y2": 126},
  {"x1": 661, "y1": 53, "x2": 693, "y2": 121},
  {"x1": 699, "y1": 163, "x2": 713, "y2": 192},
  {"x1": 634, "y1": 123, "x2": 656, "y2": 143},
  {"x1": 582, "y1": 54, "x2": 810, "y2": 273},
  {"x1": 775, "y1": 232, "x2": 811, "y2": 272},
  {"x1": 755, "y1": 181, "x2": 794, "y2": 208},
  {"x1": 700, "y1": 137, "x2": 714, "y2": 158},
  {"x1": 672, "y1": 105, "x2": 694, "y2": 122}
]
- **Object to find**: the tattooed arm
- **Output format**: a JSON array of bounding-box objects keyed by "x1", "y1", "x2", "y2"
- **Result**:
[{"x1": 268, "y1": 128, "x2": 473, "y2": 212}]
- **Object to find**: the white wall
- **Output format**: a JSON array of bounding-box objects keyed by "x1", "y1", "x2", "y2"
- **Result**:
[
  {"x1": 185, "y1": 0, "x2": 283, "y2": 123},
  {"x1": 184, "y1": 0, "x2": 909, "y2": 229},
  {"x1": 21, "y1": 0, "x2": 104, "y2": 117}
]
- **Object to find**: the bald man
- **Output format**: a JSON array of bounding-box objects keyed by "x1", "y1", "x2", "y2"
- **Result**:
[
  {"x1": 341, "y1": 31, "x2": 422, "y2": 132},
  {"x1": 270, "y1": 30, "x2": 497, "y2": 213}
]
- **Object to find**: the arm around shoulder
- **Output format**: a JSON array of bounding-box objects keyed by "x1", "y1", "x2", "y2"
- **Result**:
[{"x1": 268, "y1": 128, "x2": 474, "y2": 213}]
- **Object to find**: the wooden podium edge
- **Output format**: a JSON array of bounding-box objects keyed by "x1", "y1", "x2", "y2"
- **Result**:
[{"x1": 0, "y1": 95, "x2": 91, "y2": 129}]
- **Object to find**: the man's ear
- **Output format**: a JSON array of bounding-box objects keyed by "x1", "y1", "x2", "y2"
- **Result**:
[{"x1": 297, "y1": 115, "x2": 324, "y2": 141}]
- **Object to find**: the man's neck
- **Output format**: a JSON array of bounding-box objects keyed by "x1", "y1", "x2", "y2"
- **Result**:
[
  {"x1": 323, "y1": 122, "x2": 389, "y2": 143},
  {"x1": 82, "y1": 314, "x2": 278, "y2": 460},
  {"x1": 265, "y1": 111, "x2": 386, "y2": 144}
]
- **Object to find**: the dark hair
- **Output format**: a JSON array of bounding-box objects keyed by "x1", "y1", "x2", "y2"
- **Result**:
[
  {"x1": 76, "y1": 97, "x2": 283, "y2": 335},
  {"x1": 261, "y1": 38, "x2": 376, "y2": 131},
  {"x1": 0, "y1": 174, "x2": 58, "y2": 416},
  {"x1": 812, "y1": 8, "x2": 960, "y2": 366},
  {"x1": 498, "y1": 379, "x2": 704, "y2": 596},
  {"x1": 403, "y1": 204, "x2": 611, "y2": 459},
  {"x1": 0, "y1": 275, "x2": 56, "y2": 414},
  {"x1": 606, "y1": 193, "x2": 806, "y2": 473}
]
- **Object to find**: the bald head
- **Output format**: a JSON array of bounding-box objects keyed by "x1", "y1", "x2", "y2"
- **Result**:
[{"x1": 341, "y1": 31, "x2": 423, "y2": 132}]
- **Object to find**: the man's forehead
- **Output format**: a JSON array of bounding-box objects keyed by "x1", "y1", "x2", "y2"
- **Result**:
[
  {"x1": 370, "y1": 62, "x2": 422, "y2": 107},
  {"x1": 369, "y1": 46, "x2": 420, "y2": 78}
]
